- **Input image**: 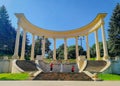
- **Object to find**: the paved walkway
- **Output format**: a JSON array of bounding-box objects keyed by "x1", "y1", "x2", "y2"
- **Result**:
[{"x1": 0, "y1": 81, "x2": 120, "y2": 86}]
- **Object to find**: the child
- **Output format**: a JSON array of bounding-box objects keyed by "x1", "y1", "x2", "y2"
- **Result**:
[{"x1": 71, "y1": 65, "x2": 75, "y2": 72}]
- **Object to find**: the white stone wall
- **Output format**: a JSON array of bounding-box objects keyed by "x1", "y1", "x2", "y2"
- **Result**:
[
  {"x1": 0, "y1": 60, "x2": 11, "y2": 73},
  {"x1": 111, "y1": 60, "x2": 120, "y2": 74}
]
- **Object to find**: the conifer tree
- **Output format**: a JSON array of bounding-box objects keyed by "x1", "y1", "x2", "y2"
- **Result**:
[
  {"x1": 108, "y1": 3, "x2": 120, "y2": 56},
  {"x1": 0, "y1": 5, "x2": 16, "y2": 55}
]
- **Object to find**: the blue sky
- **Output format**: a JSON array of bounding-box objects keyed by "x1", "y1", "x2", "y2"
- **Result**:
[{"x1": 0, "y1": 0, "x2": 119, "y2": 50}]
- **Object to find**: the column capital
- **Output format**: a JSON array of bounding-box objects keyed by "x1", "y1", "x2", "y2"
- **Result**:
[
  {"x1": 85, "y1": 33, "x2": 89, "y2": 37},
  {"x1": 64, "y1": 38, "x2": 67, "y2": 40},
  {"x1": 31, "y1": 33, "x2": 35, "y2": 36},
  {"x1": 53, "y1": 38, "x2": 56, "y2": 40},
  {"x1": 75, "y1": 36, "x2": 78, "y2": 38},
  {"x1": 100, "y1": 18, "x2": 105, "y2": 25}
]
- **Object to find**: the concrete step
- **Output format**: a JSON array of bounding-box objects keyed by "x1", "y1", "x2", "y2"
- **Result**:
[
  {"x1": 33, "y1": 72, "x2": 93, "y2": 81},
  {"x1": 84, "y1": 60, "x2": 107, "y2": 73},
  {"x1": 16, "y1": 60, "x2": 38, "y2": 71}
]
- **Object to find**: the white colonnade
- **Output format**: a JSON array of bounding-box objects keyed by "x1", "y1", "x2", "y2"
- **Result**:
[{"x1": 13, "y1": 13, "x2": 108, "y2": 61}]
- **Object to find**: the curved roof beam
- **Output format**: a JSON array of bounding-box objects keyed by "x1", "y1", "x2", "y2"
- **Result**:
[{"x1": 15, "y1": 13, "x2": 107, "y2": 38}]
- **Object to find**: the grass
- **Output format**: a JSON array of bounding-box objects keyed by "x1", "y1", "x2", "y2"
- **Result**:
[
  {"x1": 0, "y1": 73, "x2": 29, "y2": 80},
  {"x1": 90, "y1": 58, "x2": 96, "y2": 60},
  {"x1": 90, "y1": 57, "x2": 103, "y2": 60},
  {"x1": 98, "y1": 73, "x2": 120, "y2": 81},
  {"x1": 0, "y1": 55, "x2": 12, "y2": 59},
  {"x1": 44, "y1": 58, "x2": 76, "y2": 63}
]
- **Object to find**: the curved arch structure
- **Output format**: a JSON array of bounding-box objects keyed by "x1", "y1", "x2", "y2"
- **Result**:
[
  {"x1": 13, "y1": 13, "x2": 108, "y2": 61},
  {"x1": 15, "y1": 13, "x2": 106, "y2": 38}
]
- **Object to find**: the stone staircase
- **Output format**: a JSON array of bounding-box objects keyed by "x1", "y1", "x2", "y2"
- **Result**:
[
  {"x1": 16, "y1": 60, "x2": 38, "y2": 71},
  {"x1": 84, "y1": 60, "x2": 107, "y2": 73},
  {"x1": 38, "y1": 61, "x2": 49, "y2": 72},
  {"x1": 38, "y1": 60, "x2": 79, "y2": 72},
  {"x1": 33, "y1": 72, "x2": 93, "y2": 81}
]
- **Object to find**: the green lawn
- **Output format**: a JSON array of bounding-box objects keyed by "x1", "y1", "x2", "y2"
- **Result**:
[
  {"x1": 98, "y1": 73, "x2": 120, "y2": 81},
  {"x1": 0, "y1": 73, "x2": 29, "y2": 80},
  {"x1": 44, "y1": 58, "x2": 76, "y2": 63},
  {"x1": 0, "y1": 73, "x2": 120, "y2": 80}
]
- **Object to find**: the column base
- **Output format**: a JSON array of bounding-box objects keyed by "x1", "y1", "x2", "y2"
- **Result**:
[
  {"x1": 87, "y1": 57, "x2": 90, "y2": 60},
  {"x1": 20, "y1": 57, "x2": 25, "y2": 60},
  {"x1": 52, "y1": 59, "x2": 57, "y2": 64},
  {"x1": 64, "y1": 60, "x2": 69, "y2": 64},
  {"x1": 30, "y1": 57, "x2": 34, "y2": 61},
  {"x1": 96, "y1": 57, "x2": 101, "y2": 60},
  {"x1": 103, "y1": 55, "x2": 109, "y2": 60},
  {"x1": 12, "y1": 54, "x2": 19, "y2": 59}
]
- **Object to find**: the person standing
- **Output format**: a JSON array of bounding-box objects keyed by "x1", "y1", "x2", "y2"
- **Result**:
[
  {"x1": 71, "y1": 65, "x2": 75, "y2": 72},
  {"x1": 50, "y1": 62, "x2": 53, "y2": 72}
]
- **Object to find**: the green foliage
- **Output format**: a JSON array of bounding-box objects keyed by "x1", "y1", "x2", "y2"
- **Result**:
[
  {"x1": 98, "y1": 73, "x2": 120, "y2": 80},
  {"x1": 90, "y1": 44, "x2": 96, "y2": 57},
  {"x1": 48, "y1": 44, "x2": 84, "y2": 60},
  {"x1": 108, "y1": 3, "x2": 120, "y2": 57},
  {"x1": 90, "y1": 42, "x2": 111, "y2": 58},
  {"x1": 46, "y1": 50, "x2": 53, "y2": 59},
  {"x1": 56, "y1": 44, "x2": 64, "y2": 59},
  {"x1": 34, "y1": 37, "x2": 42, "y2": 56},
  {"x1": 90, "y1": 57, "x2": 96, "y2": 60},
  {"x1": 34, "y1": 36, "x2": 51, "y2": 57},
  {"x1": 68, "y1": 45, "x2": 84, "y2": 59},
  {"x1": 0, "y1": 5, "x2": 16, "y2": 55},
  {"x1": 25, "y1": 33, "x2": 30, "y2": 58},
  {"x1": 90, "y1": 42, "x2": 104, "y2": 57},
  {"x1": 43, "y1": 58, "x2": 76, "y2": 63},
  {"x1": 0, "y1": 73, "x2": 29, "y2": 80}
]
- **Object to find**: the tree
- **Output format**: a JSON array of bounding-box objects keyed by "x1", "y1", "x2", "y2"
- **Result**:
[
  {"x1": 108, "y1": 3, "x2": 120, "y2": 57},
  {"x1": 34, "y1": 37, "x2": 42, "y2": 56},
  {"x1": 90, "y1": 44, "x2": 96, "y2": 58},
  {"x1": 68, "y1": 45, "x2": 84, "y2": 59},
  {"x1": 34, "y1": 36, "x2": 51, "y2": 57},
  {"x1": 25, "y1": 34, "x2": 30, "y2": 59},
  {"x1": 90, "y1": 42, "x2": 110, "y2": 58},
  {"x1": 56, "y1": 44, "x2": 64, "y2": 59},
  {"x1": 48, "y1": 44, "x2": 84, "y2": 60},
  {"x1": 0, "y1": 5, "x2": 16, "y2": 55}
]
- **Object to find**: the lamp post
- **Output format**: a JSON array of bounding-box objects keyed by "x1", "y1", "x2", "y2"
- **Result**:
[{"x1": 78, "y1": 36, "x2": 84, "y2": 55}]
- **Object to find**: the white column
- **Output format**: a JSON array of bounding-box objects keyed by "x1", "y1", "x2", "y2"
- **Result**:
[
  {"x1": 30, "y1": 34, "x2": 35, "y2": 60},
  {"x1": 13, "y1": 23, "x2": 20, "y2": 59},
  {"x1": 20, "y1": 30, "x2": 26, "y2": 60},
  {"x1": 42, "y1": 36, "x2": 45, "y2": 59},
  {"x1": 53, "y1": 38, "x2": 56, "y2": 60},
  {"x1": 64, "y1": 38, "x2": 67, "y2": 60},
  {"x1": 94, "y1": 30, "x2": 100, "y2": 60},
  {"x1": 86, "y1": 35, "x2": 90, "y2": 60},
  {"x1": 75, "y1": 37, "x2": 79, "y2": 59},
  {"x1": 101, "y1": 23, "x2": 108, "y2": 60}
]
